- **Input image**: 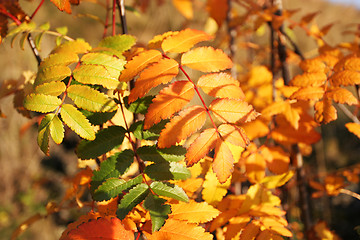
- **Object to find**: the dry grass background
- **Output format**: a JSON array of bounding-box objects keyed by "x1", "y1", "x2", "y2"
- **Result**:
[{"x1": 0, "y1": 0, "x2": 360, "y2": 239}]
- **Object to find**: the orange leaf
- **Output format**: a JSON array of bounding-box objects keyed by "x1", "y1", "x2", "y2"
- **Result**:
[
  {"x1": 263, "y1": 146, "x2": 290, "y2": 174},
  {"x1": 345, "y1": 122, "x2": 360, "y2": 139},
  {"x1": 330, "y1": 70, "x2": 360, "y2": 86},
  {"x1": 119, "y1": 49, "x2": 163, "y2": 82},
  {"x1": 197, "y1": 73, "x2": 245, "y2": 99},
  {"x1": 261, "y1": 101, "x2": 289, "y2": 118},
  {"x1": 144, "y1": 81, "x2": 195, "y2": 129},
  {"x1": 161, "y1": 28, "x2": 213, "y2": 53},
  {"x1": 181, "y1": 47, "x2": 232, "y2": 72},
  {"x1": 128, "y1": 58, "x2": 179, "y2": 103},
  {"x1": 148, "y1": 31, "x2": 179, "y2": 49},
  {"x1": 245, "y1": 152, "x2": 266, "y2": 183},
  {"x1": 50, "y1": 0, "x2": 73, "y2": 14},
  {"x1": 172, "y1": 0, "x2": 193, "y2": 19},
  {"x1": 240, "y1": 222, "x2": 261, "y2": 240},
  {"x1": 290, "y1": 86, "x2": 325, "y2": 101},
  {"x1": 312, "y1": 221, "x2": 341, "y2": 240},
  {"x1": 241, "y1": 119, "x2": 270, "y2": 140},
  {"x1": 146, "y1": 219, "x2": 212, "y2": 240},
  {"x1": 326, "y1": 87, "x2": 358, "y2": 105},
  {"x1": 207, "y1": 0, "x2": 228, "y2": 27},
  {"x1": 314, "y1": 98, "x2": 337, "y2": 124},
  {"x1": 186, "y1": 128, "x2": 218, "y2": 166},
  {"x1": 217, "y1": 124, "x2": 249, "y2": 147},
  {"x1": 213, "y1": 139, "x2": 235, "y2": 183},
  {"x1": 170, "y1": 200, "x2": 220, "y2": 223},
  {"x1": 343, "y1": 57, "x2": 360, "y2": 71},
  {"x1": 158, "y1": 105, "x2": 207, "y2": 148},
  {"x1": 290, "y1": 72, "x2": 327, "y2": 87},
  {"x1": 299, "y1": 57, "x2": 326, "y2": 73},
  {"x1": 283, "y1": 104, "x2": 300, "y2": 130},
  {"x1": 209, "y1": 98, "x2": 258, "y2": 123},
  {"x1": 63, "y1": 217, "x2": 134, "y2": 240}
]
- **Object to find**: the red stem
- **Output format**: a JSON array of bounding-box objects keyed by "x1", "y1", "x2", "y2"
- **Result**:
[
  {"x1": 0, "y1": 9, "x2": 21, "y2": 25},
  {"x1": 30, "y1": 0, "x2": 45, "y2": 19},
  {"x1": 103, "y1": 0, "x2": 110, "y2": 38},
  {"x1": 112, "y1": 0, "x2": 116, "y2": 36}
]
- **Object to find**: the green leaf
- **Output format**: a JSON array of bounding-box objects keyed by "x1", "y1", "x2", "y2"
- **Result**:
[
  {"x1": 145, "y1": 162, "x2": 191, "y2": 181},
  {"x1": 81, "y1": 109, "x2": 116, "y2": 125},
  {"x1": 19, "y1": 32, "x2": 29, "y2": 50},
  {"x1": 60, "y1": 104, "x2": 95, "y2": 140},
  {"x1": 7, "y1": 22, "x2": 36, "y2": 37},
  {"x1": 39, "y1": 22, "x2": 50, "y2": 31},
  {"x1": 51, "y1": 39, "x2": 92, "y2": 54},
  {"x1": 98, "y1": 35, "x2": 136, "y2": 57},
  {"x1": 34, "y1": 81, "x2": 66, "y2": 96},
  {"x1": 39, "y1": 52, "x2": 79, "y2": 70},
  {"x1": 34, "y1": 32, "x2": 45, "y2": 50},
  {"x1": 67, "y1": 85, "x2": 117, "y2": 112},
  {"x1": 76, "y1": 126, "x2": 126, "y2": 159},
  {"x1": 150, "y1": 181, "x2": 189, "y2": 202},
  {"x1": 73, "y1": 64, "x2": 120, "y2": 89},
  {"x1": 24, "y1": 94, "x2": 61, "y2": 113},
  {"x1": 35, "y1": 65, "x2": 72, "y2": 87},
  {"x1": 130, "y1": 120, "x2": 168, "y2": 140},
  {"x1": 137, "y1": 145, "x2": 186, "y2": 163},
  {"x1": 143, "y1": 195, "x2": 171, "y2": 232},
  {"x1": 56, "y1": 26, "x2": 68, "y2": 35},
  {"x1": 117, "y1": 183, "x2": 149, "y2": 219},
  {"x1": 93, "y1": 175, "x2": 142, "y2": 201},
  {"x1": 80, "y1": 53, "x2": 126, "y2": 78},
  {"x1": 124, "y1": 95, "x2": 154, "y2": 114},
  {"x1": 49, "y1": 114, "x2": 64, "y2": 144},
  {"x1": 37, "y1": 114, "x2": 52, "y2": 155}
]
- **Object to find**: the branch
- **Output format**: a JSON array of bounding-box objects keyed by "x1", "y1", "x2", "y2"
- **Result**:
[
  {"x1": 338, "y1": 104, "x2": 360, "y2": 124},
  {"x1": 116, "y1": 0, "x2": 128, "y2": 34}
]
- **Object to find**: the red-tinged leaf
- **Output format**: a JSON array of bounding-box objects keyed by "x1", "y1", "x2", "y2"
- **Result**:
[
  {"x1": 345, "y1": 122, "x2": 360, "y2": 139},
  {"x1": 271, "y1": 122, "x2": 321, "y2": 145},
  {"x1": 148, "y1": 31, "x2": 179, "y2": 49},
  {"x1": 157, "y1": 105, "x2": 207, "y2": 148},
  {"x1": 186, "y1": 128, "x2": 218, "y2": 166},
  {"x1": 128, "y1": 58, "x2": 179, "y2": 103},
  {"x1": 145, "y1": 219, "x2": 213, "y2": 240},
  {"x1": 299, "y1": 57, "x2": 326, "y2": 73},
  {"x1": 62, "y1": 217, "x2": 133, "y2": 240},
  {"x1": 119, "y1": 49, "x2": 163, "y2": 82},
  {"x1": 170, "y1": 200, "x2": 220, "y2": 223},
  {"x1": 207, "y1": 0, "x2": 228, "y2": 27},
  {"x1": 217, "y1": 124, "x2": 249, "y2": 147},
  {"x1": 181, "y1": 47, "x2": 232, "y2": 72},
  {"x1": 144, "y1": 81, "x2": 195, "y2": 129},
  {"x1": 330, "y1": 70, "x2": 360, "y2": 86},
  {"x1": 209, "y1": 98, "x2": 258, "y2": 123},
  {"x1": 197, "y1": 73, "x2": 245, "y2": 99},
  {"x1": 290, "y1": 86, "x2": 325, "y2": 101},
  {"x1": 326, "y1": 87, "x2": 358, "y2": 105},
  {"x1": 172, "y1": 0, "x2": 193, "y2": 19},
  {"x1": 50, "y1": 0, "x2": 72, "y2": 14},
  {"x1": 213, "y1": 139, "x2": 234, "y2": 183},
  {"x1": 314, "y1": 98, "x2": 337, "y2": 124},
  {"x1": 263, "y1": 146, "x2": 290, "y2": 174},
  {"x1": 162, "y1": 28, "x2": 213, "y2": 53},
  {"x1": 290, "y1": 72, "x2": 327, "y2": 87}
]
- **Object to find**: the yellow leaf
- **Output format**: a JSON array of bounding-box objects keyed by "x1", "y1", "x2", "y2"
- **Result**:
[
  {"x1": 119, "y1": 49, "x2": 162, "y2": 82},
  {"x1": 148, "y1": 31, "x2": 179, "y2": 49},
  {"x1": 170, "y1": 200, "x2": 220, "y2": 223},
  {"x1": 158, "y1": 105, "x2": 207, "y2": 148},
  {"x1": 181, "y1": 47, "x2": 233, "y2": 72},
  {"x1": 260, "y1": 171, "x2": 294, "y2": 189},
  {"x1": 213, "y1": 139, "x2": 235, "y2": 183},
  {"x1": 241, "y1": 119, "x2": 270, "y2": 140},
  {"x1": 313, "y1": 221, "x2": 341, "y2": 240},
  {"x1": 202, "y1": 168, "x2": 231, "y2": 205},
  {"x1": 162, "y1": 28, "x2": 213, "y2": 53},
  {"x1": 245, "y1": 152, "x2": 266, "y2": 183},
  {"x1": 345, "y1": 122, "x2": 360, "y2": 139},
  {"x1": 172, "y1": 0, "x2": 193, "y2": 19}
]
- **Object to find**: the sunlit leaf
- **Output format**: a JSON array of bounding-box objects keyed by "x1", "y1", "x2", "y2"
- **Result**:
[
  {"x1": 213, "y1": 139, "x2": 234, "y2": 183},
  {"x1": 290, "y1": 72, "x2": 327, "y2": 87},
  {"x1": 345, "y1": 122, "x2": 360, "y2": 139},
  {"x1": 24, "y1": 94, "x2": 61, "y2": 113},
  {"x1": 51, "y1": 39, "x2": 91, "y2": 54},
  {"x1": 98, "y1": 34, "x2": 136, "y2": 57},
  {"x1": 172, "y1": 0, "x2": 193, "y2": 19},
  {"x1": 157, "y1": 105, "x2": 207, "y2": 148},
  {"x1": 314, "y1": 97, "x2": 337, "y2": 124},
  {"x1": 60, "y1": 104, "x2": 95, "y2": 140},
  {"x1": 207, "y1": 0, "x2": 228, "y2": 27},
  {"x1": 330, "y1": 70, "x2": 360, "y2": 86},
  {"x1": 150, "y1": 181, "x2": 189, "y2": 202},
  {"x1": 35, "y1": 65, "x2": 72, "y2": 87},
  {"x1": 161, "y1": 28, "x2": 213, "y2": 53},
  {"x1": 73, "y1": 64, "x2": 120, "y2": 89},
  {"x1": 290, "y1": 86, "x2": 325, "y2": 101},
  {"x1": 50, "y1": 114, "x2": 64, "y2": 144},
  {"x1": 144, "y1": 81, "x2": 194, "y2": 129},
  {"x1": 217, "y1": 124, "x2": 249, "y2": 147},
  {"x1": 170, "y1": 200, "x2": 220, "y2": 223},
  {"x1": 326, "y1": 87, "x2": 358, "y2": 105},
  {"x1": 35, "y1": 81, "x2": 66, "y2": 96},
  {"x1": 181, "y1": 47, "x2": 232, "y2": 72},
  {"x1": 202, "y1": 168, "x2": 230, "y2": 205}
]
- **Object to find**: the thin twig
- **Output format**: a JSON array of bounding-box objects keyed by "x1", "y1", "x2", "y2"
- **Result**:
[
  {"x1": 116, "y1": 0, "x2": 128, "y2": 34},
  {"x1": 30, "y1": 0, "x2": 45, "y2": 19},
  {"x1": 112, "y1": 0, "x2": 116, "y2": 36},
  {"x1": 338, "y1": 104, "x2": 360, "y2": 124},
  {"x1": 340, "y1": 188, "x2": 360, "y2": 201}
]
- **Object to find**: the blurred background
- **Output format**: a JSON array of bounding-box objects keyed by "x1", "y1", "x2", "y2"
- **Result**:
[{"x1": 1, "y1": 0, "x2": 360, "y2": 239}]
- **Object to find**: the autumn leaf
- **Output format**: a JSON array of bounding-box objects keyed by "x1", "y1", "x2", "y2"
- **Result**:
[
  {"x1": 213, "y1": 139, "x2": 234, "y2": 183},
  {"x1": 119, "y1": 49, "x2": 162, "y2": 82},
  {"x1": 245, "y1": 151, "x2": 266, "y2": 183},
  {"x1": 290, "y1": 86, "x2": 325, "y2": 101},
  {"x1": 209, "y1": 98, "x2": 258, "y2": 123},
  {"x1": 263, "y1": 146, "x2": 290, "y2": 175},
  {"x1": 161, "y1": 28, "x2": 213, "y2": 53},
  {"x1": 128, "y1": 58, "x2": 179, "y2": 103},
  {"x1": 311, "y1": 221, "x2": 341, "y2": 240},
  {"x1": 148, "y1": 31, "x2": 179, "y2": 49},
  {"x1": 207, "y1": 0, "x2": 228, "y2": 27},
  {"x1": 330, "y1": 70, "x2": 360, "y2": 86},
  {"x1": 197, "y1": 73, "x2": 245, "y2": 100},
  {"x1": 299, "y1": 57, "x2": 326, "y2": 73},
  {"x1": 50, "y1": 0, "x2": 75, "y2": 14},
  {"x1": 326, "y1": 87, "x2": 358, "y2": 105},
  {"x1": 157, "y1": 105, "x2": 207, "y2": 148},
  {"x1": 181, "y1": 47, "x2": 233, "y2": 72},
  {"x1": 314, "y1": 97, "x2": 337, "y2": 124},
  {"x1": 62, "y1": 217, "x2": 134, "y2": 240},
  {"x1": 144, "y1": 81, "x2": 195, "y2": 129},
  {"x1": 345, "y1": 122, "x2": 360, "y2": 139},
  {"x1": 170, "y1": 200, "x2": 220, "y2": 223},
  {"x1": 172, "y1": 0, "x2": 193, "y2": 19},
  {"x1": 217, "y1": 124, "x2": 249, "y2": 147},
  {"x1": 290, "y1": 72, "x2": 327, "y2": 87},
  {"x1": 202, "y1": 168, "x2": 231, "y2": 205}
]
